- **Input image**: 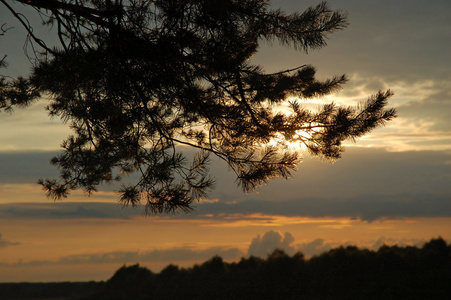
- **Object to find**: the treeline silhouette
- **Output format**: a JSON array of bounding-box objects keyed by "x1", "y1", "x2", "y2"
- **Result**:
[
  {"x1": 86, "y1": 237, "x2": 451, "y2": 300},
  {"x1": 0, "y1": 281, "x2": 100, "y2": 300},
  {"x1": 2, "y1": 238, "x2": 451, "y2": 299}
]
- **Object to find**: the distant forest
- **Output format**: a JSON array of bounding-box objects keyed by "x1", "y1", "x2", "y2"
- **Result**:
[{"x1": 2, "y1": 238, "x2": 451, "y2": 299}]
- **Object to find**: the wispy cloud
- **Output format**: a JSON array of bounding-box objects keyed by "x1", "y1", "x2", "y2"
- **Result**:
[
  {"x1": 2, "y1": 246, "x2": 244, "y2": 267},
  {"x1": 0, "y1": 233, "x2": 20, "y2": 247},
  {"x1": 0, "y1": 202, "x2": 140, "y2": 220}
]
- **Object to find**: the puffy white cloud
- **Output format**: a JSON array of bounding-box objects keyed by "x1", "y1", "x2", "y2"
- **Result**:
[
  {"x1": 246, "y1": 231, "x2": 337, "y2": 258},
  {"x1": 247, "y1": 230, "x2": 296, "y2": 257}
]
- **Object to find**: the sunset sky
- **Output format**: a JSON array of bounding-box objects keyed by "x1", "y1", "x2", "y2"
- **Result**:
[{"x1": 1, "y1": 0, "x2": 451, "y2": 282}]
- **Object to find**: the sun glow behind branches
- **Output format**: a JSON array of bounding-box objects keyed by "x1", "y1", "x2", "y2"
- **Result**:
[
  {"x1": 268, "y1": 131, "x2": 311, "y2": 150},
  {"x1": 267, "y1": 99, "x2": 319, "y2": 151}
]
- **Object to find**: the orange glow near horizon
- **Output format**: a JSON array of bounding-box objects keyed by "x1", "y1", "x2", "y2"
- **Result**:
[{"x1": 2, "y1": 213, "x2": 451, "y2": 280}]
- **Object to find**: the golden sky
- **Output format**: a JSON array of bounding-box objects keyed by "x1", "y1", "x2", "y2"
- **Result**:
[{"x1": 1, "y1": 0, "x2": 451, "y2": 282}]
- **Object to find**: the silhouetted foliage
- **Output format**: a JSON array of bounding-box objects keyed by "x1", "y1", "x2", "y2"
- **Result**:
[
  {"x1": 78, "y1": 238, "x2": 451, "y2": 300},
  {"x1": 0, "y1": 0, "x2": 396, "y2": 213}
]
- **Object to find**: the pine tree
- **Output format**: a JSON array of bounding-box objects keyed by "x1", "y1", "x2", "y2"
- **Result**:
[{"x1": 0, "y1": 0, "x2": 396, "y2": 214}]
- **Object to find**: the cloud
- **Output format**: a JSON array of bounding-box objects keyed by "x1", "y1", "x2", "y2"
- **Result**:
[
  {"x1": 196, "y1": 192, "x2": 451, "y2": 223},
  {"x1": 0, "y1": 202, "x2": 141, "y2": 220},
  {"x1": 1, "y1": 0, "x2": 450, "y2": 156},
  {"x1": 0, "y1": 151, "x2": 58, "y2": 183},
  {"x1": 6, "y1": 246, "x2": 244, "y2": 267},
  {"x1": 261, "y1": 0, "x2": 451, "y2": 83},
  {"x1": 1, "y1": 230, "x2": 444, "y2": 271},
  {"x1": 295, "y1": 236, "x2": 439, "y2": 258},
  {"x1": 370, "y1": 237, "x2": 427, "y2": 250},
  {"x1": 2, "y1": 147, "x2": 451, "y2": 222},
  {"x1": 297, "y1": 238, "x2": 332, "y2": 257},
  {"x1": 0, "y1": 233, "x2": 20, "y2": 247},
  {"x1": 197, "y1": 147, "x2": 451, "y2": 222},
  {"x1": 247, "y1": 231, "x2": 339, "y2": 258},
  {"x1": 246, "y1": 230, "x2": 442, "y2": 260},
  {"x1": 3, "y1": 147, "x2": 450, "y2": 222},
  {"x1": 262, "y1": 0, "x2": 451, "y2": 152},
  {"x1": 2, "y1": 140, "x2": 451, "y2": 222},
  {"x1": 398, "y1": 82, "x2": 451, "y2": 133},
  {"x1": 248, "y1": 230, "x2": 296, "y2": 257},
  {"x1": 139, "y1": 247, "x2": 243, "y2": 263}
]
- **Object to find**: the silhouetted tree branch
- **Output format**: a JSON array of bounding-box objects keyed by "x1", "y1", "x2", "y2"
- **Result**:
[{"x1": 0, "y1": 0, "x2": 396, "y2": 214}]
